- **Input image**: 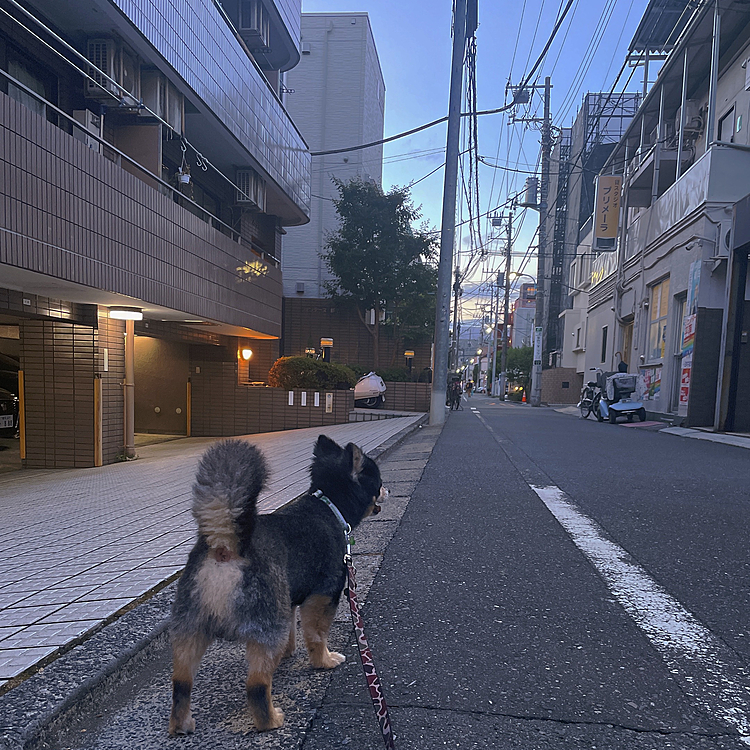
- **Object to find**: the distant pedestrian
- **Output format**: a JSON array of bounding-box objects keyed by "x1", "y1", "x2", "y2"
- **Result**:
[
  {"x1": 448, "y1": 380, "x2": 462, "y2": 410},
  {"x1": 466, "y1": 381, "x2": 473, "y2": 398}
]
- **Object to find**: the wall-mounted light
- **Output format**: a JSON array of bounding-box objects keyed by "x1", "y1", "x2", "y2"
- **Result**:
[
  {"x1": 241, "y1": 348, "x2": 253, "y2": 360},
  {"x1": 109, "y1": 306, "x2": 143, "y2": 321}
]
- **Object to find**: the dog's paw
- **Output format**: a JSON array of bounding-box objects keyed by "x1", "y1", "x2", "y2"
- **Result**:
[
  {"x1": 168, "y1": 715, "x2": 195, "y2": 736},
  {"x1": 319, "y1": 650, "x2": 346, "y2": 669},
  {"x1": 256, "y1": 706, "x2": 285, "y2": 731}
]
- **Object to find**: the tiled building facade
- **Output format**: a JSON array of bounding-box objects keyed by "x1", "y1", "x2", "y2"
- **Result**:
[{"x1": 0, "y1": 0, "x2": 310, "y2": 467}]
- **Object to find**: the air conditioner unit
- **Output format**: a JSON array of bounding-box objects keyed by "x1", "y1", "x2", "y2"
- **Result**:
[
  {"x1": 86, "y1": 39, "x2": 119, "y2": 99},
  {"x1": 235, "y1": 168, "x2": 266, "y2": 211},
  {"x1": 72, "y1": 109, "x2": 102, "y2": 153},
  {"x1": 86, "y1": 39, "x2": 140, "y2": 104},
  {"x1": 239, "y1": 0, "x2": 270, "y2": 50},
  {"x1": 119, "y1": 48, "x2": 140, "y2": 106}
]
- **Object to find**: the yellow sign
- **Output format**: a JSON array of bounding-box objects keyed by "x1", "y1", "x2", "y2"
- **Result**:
[{"x1": 593, "y1": 175, "x2": 622, "y2": 244}]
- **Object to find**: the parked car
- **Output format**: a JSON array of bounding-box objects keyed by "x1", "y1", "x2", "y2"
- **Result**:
[{"x1": 0, "y1": 387, "x2": 19, "y2": 437}]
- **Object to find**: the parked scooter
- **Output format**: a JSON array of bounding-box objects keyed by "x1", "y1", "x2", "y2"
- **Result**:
[
  {"x1": 595, "y1": 369, "x2": 647, "y2": 424},
  {"x1": 354, "y1": 372, "x2": 386, "y2": 408}
]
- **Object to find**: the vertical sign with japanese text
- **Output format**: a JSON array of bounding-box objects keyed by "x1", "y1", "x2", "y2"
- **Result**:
[
  {"x1": 593, "y1": 175, "x2": 622, "y2": 250},
  {"x1": 678, "y1": 260, "x2": 701, "y2": 416}
]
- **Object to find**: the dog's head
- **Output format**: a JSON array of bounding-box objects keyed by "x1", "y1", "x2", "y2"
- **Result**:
[{"x1": 311, "y1": 435, "x2": 388, "y2": 524}]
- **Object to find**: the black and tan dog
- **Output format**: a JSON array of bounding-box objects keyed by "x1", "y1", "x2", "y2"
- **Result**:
[{"x1": 168, "y1": 435, "x2": 387, "y2": 735}]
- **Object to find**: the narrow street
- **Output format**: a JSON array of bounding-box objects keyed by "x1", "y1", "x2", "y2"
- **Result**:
[
  {"x1": 18, "y1": 402, "x2": 750, "y2": 749},
  {"x1": 305, "y1": 402, "x2": 750, "y2": 749}
]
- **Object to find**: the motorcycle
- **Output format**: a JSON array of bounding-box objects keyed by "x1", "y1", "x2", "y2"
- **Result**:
[{"x1": 595, "y1": 371, "x2": 647, "y2": 424}]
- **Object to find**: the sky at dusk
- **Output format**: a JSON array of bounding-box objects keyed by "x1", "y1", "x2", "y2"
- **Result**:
[{"x1": 300, "y1": 0, "x2": 651, "y2": 330}]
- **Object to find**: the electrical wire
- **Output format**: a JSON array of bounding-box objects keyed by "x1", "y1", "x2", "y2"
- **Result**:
[
  {"x1": 0, "y1": 0, "x2": 264, "y2": 206},
  {"x1": 311, "y1": 0, "x2": 578, "y2": 158}
]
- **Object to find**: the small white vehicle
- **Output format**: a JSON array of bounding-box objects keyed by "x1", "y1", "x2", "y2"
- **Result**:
[{"x1": 354, "y1": 372, "x2": 386, "y2": 408}]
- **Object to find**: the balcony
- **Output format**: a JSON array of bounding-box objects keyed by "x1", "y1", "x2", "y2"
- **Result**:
[
  {"x1": 29, "y1": 0, "x2": 311, "y2": 225},
  {"x1": 624, "y1": 144, "x2": 750, "y2": 259}
]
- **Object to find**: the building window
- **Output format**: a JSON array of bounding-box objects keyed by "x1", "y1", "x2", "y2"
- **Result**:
[
  {"x1": 575, "y1": 326, "x2": 582, "y2": 349},
  {"x1": 648, "y1": 277, "x2": 670, "y2": 361},
  {"x1": 6, "y1": 54, "x2": 54, "y2": 120},
  {"x1": 718, "y1": 107, "x2": 735, "y2": 143},
  {"x1": 601, "y1": 325, "x2": 608, "y2": 363}
]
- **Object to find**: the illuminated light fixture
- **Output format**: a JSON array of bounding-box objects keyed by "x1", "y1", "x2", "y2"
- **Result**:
[
  {"x1": 241, "y1": 348, "x2": 253, "y2": 360},
  {"x1": 404, "y1": 350, "x2": 415, "y2": 358},
  {"x1": 320, "y1": 337, "x2": 333, "y2": 348},
  {"x1": 109, "y1": 306, "x2": 143, "y2": 321},
  {"x1": 305, "y1": 347, "x2": 316, "y2": 356}
]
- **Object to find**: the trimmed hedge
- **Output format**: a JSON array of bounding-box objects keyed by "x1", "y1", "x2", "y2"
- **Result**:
[
  {"x1": 268, "y1": 357, "x2": 357, "y2": 390},
  {"x1": 344, "y1": 364, "x2": 431, "y2": 383}
]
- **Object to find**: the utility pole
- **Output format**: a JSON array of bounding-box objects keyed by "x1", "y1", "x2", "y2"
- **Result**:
[
  {"x1": 499, "y1": 209, "x2": 513, "y2": 399},
  {"x1": 430, "y1": 0, "x2": 469, "y2": 425},
  {"x1": 489, "y1": 277, "x2": 499, "y2": 396},
  {"x1": 450, "y1": 267, "x2": 461, "y2": 371},
  {"x1": 529, "y1": 76, "x2": 552, "y2": 407}
]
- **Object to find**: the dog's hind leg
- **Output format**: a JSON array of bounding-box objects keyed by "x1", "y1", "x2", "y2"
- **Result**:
[
  {"x1": 283, "y1": 606, "x2": 298, "y2": 657},
  {"x1": 169, "y1": 632, "x2": 211, "y2": 735},
  {"x1": 300, "y1": 594, "x2": 345, "y2": 669},
  {"x1": 246, "y1": 640, "x2": 286, "y2": 731}
]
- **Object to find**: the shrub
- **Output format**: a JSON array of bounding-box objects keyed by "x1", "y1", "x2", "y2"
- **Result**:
[
  {"x1": 344, "y1": 364, "x2": 417, "y2": 383},
  {"x1": 319, "y1": 361, "x2": 357, "y2": 390},
  {"x1": 268, "y1": 357, "x2": 356, "y2": 390}
]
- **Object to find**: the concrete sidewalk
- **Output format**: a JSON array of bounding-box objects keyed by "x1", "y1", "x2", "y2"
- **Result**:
[
  {"x1": 552, "y1": 404, "x2": 750, "y2": 449},
  {"x1": 0, "y1": 417, "x2": 423, "y2": 691}
]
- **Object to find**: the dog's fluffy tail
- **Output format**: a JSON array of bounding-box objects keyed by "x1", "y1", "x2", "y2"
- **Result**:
[{"x1": 191, "y1": 439, "x2": 268, "y2": 553}]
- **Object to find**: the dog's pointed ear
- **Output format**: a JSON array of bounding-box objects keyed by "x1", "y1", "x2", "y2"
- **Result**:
[
  {"x1": 314, "y1": 435, "x2": 340, "y2": 458},
  {"x1": 346, "y1": 443, "x2": 364, "y2": 478}
]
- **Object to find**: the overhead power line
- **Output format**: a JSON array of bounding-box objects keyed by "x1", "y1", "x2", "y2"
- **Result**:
[{"x1": 311, "y1": 0, "x2": 577, "y2": 158}]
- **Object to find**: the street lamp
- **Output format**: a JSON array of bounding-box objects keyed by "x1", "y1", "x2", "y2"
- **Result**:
[{"x1": 404, "y1": 349, "x2": 415, "y2": 378}]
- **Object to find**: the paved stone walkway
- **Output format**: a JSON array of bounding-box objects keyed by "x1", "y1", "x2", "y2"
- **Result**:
[{"x1": 0, "y1": 417, "x2": 421, "y2": 689}]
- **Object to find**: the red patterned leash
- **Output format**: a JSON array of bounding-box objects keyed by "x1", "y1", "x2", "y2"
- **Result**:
[
  {"x1": 312, "y1": 491, "x2": 395, "y2": 749},
  {"x1": 345, "y1": 557, "x2": 396, "y2": 750}
]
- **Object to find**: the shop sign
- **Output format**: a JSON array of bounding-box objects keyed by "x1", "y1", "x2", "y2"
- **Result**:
[
  {"x1": 679, "y1": 353, "x2": 693, "y2": 416},
  {"x1": 533, "y1": 326, "x2": 542, "y2": 366},
  {"x1": 639, "y1": 365, "x2": 662, "y2": 401},
  {"x1": 593, "y1": 174, "x2": 622, "y2": 250}
]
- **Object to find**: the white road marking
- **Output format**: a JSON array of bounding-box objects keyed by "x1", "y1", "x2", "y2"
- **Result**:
[{"x1": 530, "y1": 484, "x2": 750, "y2": 744}]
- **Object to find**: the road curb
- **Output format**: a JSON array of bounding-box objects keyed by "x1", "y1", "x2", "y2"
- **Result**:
[{"x1": 0, "y1": 415, "x2": 432, "y2": 750}]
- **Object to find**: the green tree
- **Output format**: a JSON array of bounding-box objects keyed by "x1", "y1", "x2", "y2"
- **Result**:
[
  {"x1": 322, "y1": 178, "x2": 438, "y2": 368},
  {"x1": 503, "y1": 346, "x2": 533, "y2": 395}
]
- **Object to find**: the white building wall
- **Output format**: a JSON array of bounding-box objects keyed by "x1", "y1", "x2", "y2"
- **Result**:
[
  {"x1": 511, "y1": 307, "x2": 535, "y2": 348},
  {"x1": 282, "y1": 13, "x2": 385, "y2": 298}
]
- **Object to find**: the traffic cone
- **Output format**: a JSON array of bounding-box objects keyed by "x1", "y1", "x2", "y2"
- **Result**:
[{"x1": 522, "y1": 392, "x2": 526, "y2": 402}]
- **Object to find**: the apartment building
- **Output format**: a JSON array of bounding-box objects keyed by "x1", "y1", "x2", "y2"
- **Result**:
[
  {"x1": 562, "y1": 0, "x2": 750, "y2": 431},
  {"x1": 282, "y1": 12, "x2": 384, "y2": 300},
  {"x1": 0, "y1": 0, "x2": 310, "y2": 468}
]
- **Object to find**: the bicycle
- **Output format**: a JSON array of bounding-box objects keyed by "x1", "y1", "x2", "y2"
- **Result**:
[{"x1": 578, "y1": 376, "x2": 600, "y2": 419}]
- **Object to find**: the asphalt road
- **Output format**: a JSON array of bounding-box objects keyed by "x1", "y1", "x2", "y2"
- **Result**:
[
  {"x1": 42, "y1": 404, "x2": 750, "y2": 749},
  {"x1": 304, "y1": 401, "x2": 750, "y2": 749}
]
